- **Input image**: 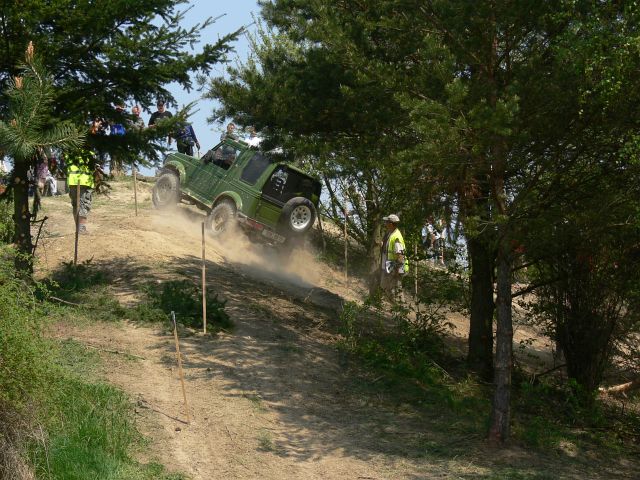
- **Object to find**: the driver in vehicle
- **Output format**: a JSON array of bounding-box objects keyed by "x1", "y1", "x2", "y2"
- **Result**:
[{"x1": 202, "y1": 146, "x2": 236, "y2": 170}]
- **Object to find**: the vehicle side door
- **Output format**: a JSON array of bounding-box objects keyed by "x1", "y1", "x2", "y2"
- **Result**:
[
  {"x1": 235, "y1": 152, "x2": 273, "y2": 217},
  {"x1": 190, "y1": 141, "x2": 241, "y2": 200}
]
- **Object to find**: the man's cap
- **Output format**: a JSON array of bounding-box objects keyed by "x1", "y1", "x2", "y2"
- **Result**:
[{"x1": 383, "y1": 214, "x2": 400, "y2": 223}]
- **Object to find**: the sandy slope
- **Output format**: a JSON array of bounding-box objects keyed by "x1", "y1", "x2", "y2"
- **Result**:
[{"x1": 38, "y1": 180, "x2": 638, "y2": 480}]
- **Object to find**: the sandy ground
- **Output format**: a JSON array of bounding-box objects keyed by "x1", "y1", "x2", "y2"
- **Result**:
[{"x1": 38, "y1": 180, "x2": 638, "y2": 479}]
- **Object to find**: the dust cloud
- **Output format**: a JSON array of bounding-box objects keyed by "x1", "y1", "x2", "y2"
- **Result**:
[{"x1": 150, "y1": 205, "x2": 326, "y2": 291}]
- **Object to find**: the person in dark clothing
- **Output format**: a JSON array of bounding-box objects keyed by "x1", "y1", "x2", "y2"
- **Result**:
[
  {"x1": 148, "y1": 99, "x2": 173, "y2": 145},
  {"x1": 176, "y1": 123, "x2": 200, "y2": 156}
]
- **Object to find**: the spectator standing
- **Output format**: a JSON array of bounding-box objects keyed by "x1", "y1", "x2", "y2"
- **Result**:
[
  {"x1": 35, "y1": 150, "x2": 49, "y2": 196},
  {"x1": 66, "y1": 147, "x2": 96, "y2": 234},
  {"x1": 128, "y1": 104, "x2": 145, "y2": 130},
  {"x1": 422, "y1": 216, "x2": 443, "y2": 262},
  {"x1": 148, "y1": 99, "x2": 173, "y2": 144},
  {"x1": 380, "y1": 214, "x2": 409, "y2": 302},
  {"x1": 246, "y1": 126, "x2": 261, "y2": 147},
  {"x1": 36, "y1": 153, "x2": 58, "y2": 196},
  {"x1": 175, "y1": 122, "x2": 200, "y2": 156},
  {"x1": 435, "y1": 218, "x2": 446, "y2": 265},
  {"x1": 421, "y1": 220, "x2": 432, "y2": 254}
]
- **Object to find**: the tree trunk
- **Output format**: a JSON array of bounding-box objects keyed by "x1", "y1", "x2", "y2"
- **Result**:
[
  {"x1": 12, "y1": 161, "x2": 33, "y2": 272},
  {"x1": 367, "y1": 216, "x2": 383, "y2": 296},
  {"x1": 557, "y1": 310, "x2": 615, "y2": 395},
  {"x1": 467, "y1": 236, "x2": 495, "y2": 380},
  {"x1": 488, "y1": 243, "x2": 513, "y2": 443}
]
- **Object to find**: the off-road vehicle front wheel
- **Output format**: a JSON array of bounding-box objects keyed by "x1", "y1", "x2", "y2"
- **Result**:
[
  {"x1": 152, "y1": 171, "x2": 180, "y2": 209},
  {"x1": 205, "y1": 200, "x2": 236, "y2": 237}
]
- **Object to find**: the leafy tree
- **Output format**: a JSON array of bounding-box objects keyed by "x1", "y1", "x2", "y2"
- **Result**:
[
  {"x1": 211, "y1": 0, "x2": 640, "y2": 443},
  {"x1": 207, "y1": 5, "x2": 422, "y2": 294}
]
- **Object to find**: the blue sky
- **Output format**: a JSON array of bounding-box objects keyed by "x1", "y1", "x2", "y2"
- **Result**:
[{"x1": 162, "y1": 0, "x2": 261, "y2": 152}]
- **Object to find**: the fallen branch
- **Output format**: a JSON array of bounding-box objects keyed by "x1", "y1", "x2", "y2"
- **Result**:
[
  {"x1": 49, "y1": 296, "x2": 82, "y2": 307},
  {"x1": 599, "y1": 379, "x2": 640, "y2": 396}
]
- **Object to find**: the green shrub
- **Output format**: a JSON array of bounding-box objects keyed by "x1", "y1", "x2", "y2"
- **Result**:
[
  {"x1": 0, "y1": 248, "x2": 50, "y2": 479},
  {"x1": 50, "y1": 259, "x2": 110, "y2": 297},
  {"x1": 0, "y1": 198, "x2": 13, "y2": 244},
  {"x1": 135, "y1": 279, "x2": 232, "y2": 332},
  {"x1": 29, "y1": 359, "x2": 186, "y2": 479},
  {"x1": 0, "y1": 247, "x2": 51, "y2": 411},
  {"x1": 339, "y1": 300, "x2": 451, "y2": 385}
]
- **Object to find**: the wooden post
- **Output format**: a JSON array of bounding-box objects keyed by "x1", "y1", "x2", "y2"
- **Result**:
[
  {"x1": 133, "y1": 164, "x2": 138, "y2": 217},
  {"x1": 171, "y1": 311, "x2": 191, "y2": 423},
  {"x1": 73, "y1": 183, "x2": 80, "y2": 265},
  {"x1": 344, "y1": 207, "x2": 348, "y2": 282},
  {"x1": 201, "y1": 222, "x2": 207, "y2": 334},
  {"x1": 414, "y1": 243, "x2": 418, "y2": 298}
]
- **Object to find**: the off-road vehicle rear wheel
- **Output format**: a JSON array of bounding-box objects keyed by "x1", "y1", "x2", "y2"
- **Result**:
[
  {"x1": 280, "y1": 197, "x2": 316, "y2": 236},
  {"x1": 152, "y1": 171, "x2": 180, "y2": 209},
  {"x1": 205, "y1": 200, "x2": 236, "y2": 237}
]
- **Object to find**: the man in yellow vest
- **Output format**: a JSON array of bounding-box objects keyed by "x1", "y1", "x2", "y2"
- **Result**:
[
  {"x1": 66, "y1": 147, "x2": 96, "y2": 234},
  {"x1": 380, "y1": 213, "x2": 409, "y2": 302}
]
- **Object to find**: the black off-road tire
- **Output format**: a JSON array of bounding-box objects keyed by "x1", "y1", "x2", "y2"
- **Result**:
[
  {"x1": 152, "y1": 171, "x2": 180, "y2": 209},
  {"x1": 279, "y1": 197, "x2": 316, "y2": 236},
  {"x1": 205, "y1": 200, "x2": 236, "y2": 237}
]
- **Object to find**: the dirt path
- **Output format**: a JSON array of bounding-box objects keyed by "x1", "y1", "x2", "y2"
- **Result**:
[{"x1": 38, "y1": 181, "x2": 638, "y2": 479}]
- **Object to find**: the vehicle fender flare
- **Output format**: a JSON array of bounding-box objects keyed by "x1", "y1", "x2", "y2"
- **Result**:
[
  {"x1": 162, "y1": 161, "x2": 185, "y2": 180},
  {"x1": 212, "y1": 191, "x2": 242, "y2": 212}
]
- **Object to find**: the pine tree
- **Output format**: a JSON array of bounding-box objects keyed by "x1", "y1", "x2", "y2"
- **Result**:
[
  {"x1": 0, "y1": 1, "x2": 240, "y2": 164},
  {"x1": 0, "y1": 42, "x2": 84, "y2": 271}
]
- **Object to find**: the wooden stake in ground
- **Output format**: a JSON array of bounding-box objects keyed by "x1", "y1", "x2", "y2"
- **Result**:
[
  {"x1": 73, "y1": 183, "x2": 80, "y2": 265},
  {"x1": 133, "y1": 164, "x2": 138, "y2": 217},
  {"x1": 414, "y1": 243, "x2": 418, "y2": 298},
  {"x1": 201, "y1": 222, "x2": 207, "y2": 334},
  {"x1": 171, "y1": 311, "x2": 191, "y2": 423},
  {"x1": 344, "y1": 207, "x2": 348, "y2": 282}
]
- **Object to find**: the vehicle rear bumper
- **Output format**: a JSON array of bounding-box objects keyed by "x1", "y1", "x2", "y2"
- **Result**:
[{"x1": 236, "y1": 213, "x2": 286, "y2": 243}]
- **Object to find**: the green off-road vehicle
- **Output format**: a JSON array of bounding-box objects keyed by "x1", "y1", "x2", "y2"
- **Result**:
[{"x1": 152, "y1": 137, "x2": 321, "y2": 245}]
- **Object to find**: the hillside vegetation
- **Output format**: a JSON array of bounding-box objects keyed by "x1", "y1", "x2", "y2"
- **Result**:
[{"x1": 0, "y1": 179, "x2": 638, "y2": 479}]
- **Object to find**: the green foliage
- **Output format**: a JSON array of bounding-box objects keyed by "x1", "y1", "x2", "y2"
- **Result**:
[
  {"x1": 0, "y1": 198, "x2": 13, "y2": 244},
  {"x1": 0, "y1": 2, "x2": 240, "y2": 164},
  {"x1": 0, "y1": 247, "x2": 184, "y2": 478},
  {"x1": 144, "y1": 279, "x2": 232, "y2": 332},
  {"x1": 339, "y1": 301, "x2": 465, "y2": 402},
  {"x1": 31, "y1": 377, "x2": 185, "y2": 479},
  {"x1": 0, "y1": 247, "x2": 51, "y2": 410},
  {"x1": 512, "y1": 376, "x2": 640, "y2": 453},
  {"x1": 0, "y1": 48, "x2": 84, "y2": 164},
  {"x1": 47, "y1": 259, "x2": 232, "y2": 332},
  {"x1": 414, "y1": 266, "x2": 467, "y2": 308},
  {"x1": 52, "y1": 260, "x2": 110, "y2": 294},
  {"x1": 221, "y1": 0, "x2": 640, "y2": 440}
]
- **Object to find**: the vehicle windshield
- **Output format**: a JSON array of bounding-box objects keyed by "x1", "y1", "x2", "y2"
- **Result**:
[
  {"x1": 262, "y1": 165, "x2": 321, "y2": 204},
  {"x1": 240, "y1": 152, "x2": 272, "y2": 184}
]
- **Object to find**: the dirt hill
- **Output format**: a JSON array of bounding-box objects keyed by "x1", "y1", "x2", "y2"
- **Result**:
[{"x1": 35, "y1": 179, "x2": 638, "y2": 479}]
